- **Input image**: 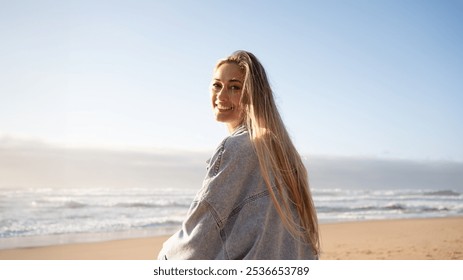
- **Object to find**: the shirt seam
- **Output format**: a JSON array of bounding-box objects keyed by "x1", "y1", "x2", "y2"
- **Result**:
[
  {"x1": 212, "y1": 137, "x2": 228, "y2": 176},
  {"x1": 220, "y1": 189, "x2": 272, "y2": 225},
  {"x1": 202, "y1": 199, "x2": 230, "y2": 259}
]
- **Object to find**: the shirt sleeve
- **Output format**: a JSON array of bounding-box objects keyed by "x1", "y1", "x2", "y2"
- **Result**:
[
  {"x1": 157, "y1": 132, "x2": 257, "y2": 260},
  {"x1": 157, "y1": 199, "x2": 224, "y2": 259}
]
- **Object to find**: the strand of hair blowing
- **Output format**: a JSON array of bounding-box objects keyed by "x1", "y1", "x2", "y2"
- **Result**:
[{"x1": 217, "y1": 51, "x2": 320, "y2": 256}]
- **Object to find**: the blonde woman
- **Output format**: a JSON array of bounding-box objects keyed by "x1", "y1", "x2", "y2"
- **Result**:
[{"x1": 158, "y1": 50, "x2": 319, "y2": 259}]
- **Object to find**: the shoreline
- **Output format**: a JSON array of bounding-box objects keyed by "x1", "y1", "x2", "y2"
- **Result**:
[
  {"x1": 0, "y1": 227, "x2": 179, "y2": 251},
  {"x1": 1, "y1": 216, "x2": 462, "y2": 260}
]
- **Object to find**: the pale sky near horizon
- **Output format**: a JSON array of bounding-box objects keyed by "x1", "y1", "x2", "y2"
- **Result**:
[{"x1": 1, "y1": 0, "x2": 462, "y2": 161}]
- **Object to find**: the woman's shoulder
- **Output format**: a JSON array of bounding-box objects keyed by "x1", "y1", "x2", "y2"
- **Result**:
[
  {"x1": 200, "y1": 127, "x2": 268, "y2": 223},
  {"x1": 210, "y1": 127, "x2": 257, "y2": 172},
  {"x1": 208, "y1": 127, "x2": 253, "y2": 162},
  {"x1": 223, "y1": 126, "x2": 253, "y2": 153}
]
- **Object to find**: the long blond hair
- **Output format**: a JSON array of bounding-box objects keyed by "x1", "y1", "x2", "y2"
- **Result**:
[{"x1": 215, "y1": 50, "x2": 320, "y2": 255}]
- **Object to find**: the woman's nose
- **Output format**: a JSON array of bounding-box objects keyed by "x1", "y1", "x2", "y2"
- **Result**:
[{"x1": 216, "y1": 88, "x2": 228, "y2": 100}]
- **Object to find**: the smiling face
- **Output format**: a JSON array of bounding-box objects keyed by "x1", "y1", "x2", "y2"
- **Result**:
[{"x1": 211, "y1": 62, "x2": 245, "y2": 132}]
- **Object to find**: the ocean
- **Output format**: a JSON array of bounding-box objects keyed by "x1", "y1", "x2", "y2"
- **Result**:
[{"x1": 1, "y1": 186, "x2": 462, "y2": 249}]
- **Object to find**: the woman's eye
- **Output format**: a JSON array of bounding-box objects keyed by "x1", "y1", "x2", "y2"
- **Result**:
[
  {"x1": 212, "y1": 83, "x2": 222, "y2": 90},
  {"x1": 230, "y1": 85, "x2": 241, "y2": 91}
]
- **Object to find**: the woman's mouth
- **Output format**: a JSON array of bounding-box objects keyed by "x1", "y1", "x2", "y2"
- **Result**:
[{"x1": 216, "y1": 104, "x2": 233, "y2": 111}]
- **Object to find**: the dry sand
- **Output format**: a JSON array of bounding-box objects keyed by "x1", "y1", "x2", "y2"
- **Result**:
[
  {"x1": 1, "y1": 217, "x2": 462, "y2": 260},
  {"x1": 320, "y1": 217, "x2": 463, "y2": 260}
]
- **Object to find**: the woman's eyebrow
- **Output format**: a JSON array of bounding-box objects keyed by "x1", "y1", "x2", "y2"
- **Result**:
[
  {"x1": 213, "y1": 78, "x2": 243, "y2": 83},
  {"x1": 229, "y1": 78, "x2": 243, "y2": 83}
]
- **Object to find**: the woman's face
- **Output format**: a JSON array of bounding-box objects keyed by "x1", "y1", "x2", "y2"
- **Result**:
[{"x1": 211, "y1": 63, "x2": 245, "y2": 132}]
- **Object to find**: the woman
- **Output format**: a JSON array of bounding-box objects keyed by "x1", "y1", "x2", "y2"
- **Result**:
[{"x1": 158, "y1": 50, "x2": 319, "y2": 259}]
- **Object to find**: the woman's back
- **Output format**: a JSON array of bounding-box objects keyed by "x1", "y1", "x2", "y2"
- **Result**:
[{"x1": 158, "y1": 127, "x2": 317, "y2": 259}]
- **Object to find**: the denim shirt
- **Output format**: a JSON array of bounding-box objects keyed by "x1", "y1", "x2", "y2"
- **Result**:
[{"x1": 157, "y1": 126, "x2": 317, "y2": 260}]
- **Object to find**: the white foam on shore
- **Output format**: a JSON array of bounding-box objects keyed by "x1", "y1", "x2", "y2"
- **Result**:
[{"x1": 0, "y1": 227, "x2": 178, "y2": 250}]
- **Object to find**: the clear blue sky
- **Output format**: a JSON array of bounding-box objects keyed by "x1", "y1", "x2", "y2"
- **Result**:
[{"x1": 1, "y1": 0, "x2": 462, "y2": 161}]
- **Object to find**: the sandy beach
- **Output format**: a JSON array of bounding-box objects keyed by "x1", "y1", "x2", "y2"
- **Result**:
[{"x1": 0, "y1": 217, "x2": 462, "y2": 260}]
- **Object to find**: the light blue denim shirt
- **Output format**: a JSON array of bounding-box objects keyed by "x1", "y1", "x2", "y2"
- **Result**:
[{"x1": 157, "y1": 126, "x2": 317, "y2": 259}]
